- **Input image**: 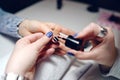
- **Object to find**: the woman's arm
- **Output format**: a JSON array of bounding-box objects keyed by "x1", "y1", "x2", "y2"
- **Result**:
[{"x1": 0, "y1": 8, "x2": 24, "y2": 38}]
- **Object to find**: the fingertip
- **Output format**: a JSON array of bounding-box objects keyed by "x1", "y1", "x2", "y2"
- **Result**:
[
  {"x1": 46, "y1": 31, "x2": 53, "y2": 38},
  {"x1": 72, "y1": 33, "x2": 78, "y2": 38}
]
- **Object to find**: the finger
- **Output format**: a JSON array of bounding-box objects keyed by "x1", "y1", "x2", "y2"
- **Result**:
[
  {"x1": 68, "y1": 49, "x2": 96, "y2": 60},
  {"x1": 39, "y1": 42, "x2": 59, "y2": 55},
  {"x1": 44, "y1": 48, "x2": 55, "y2": 58},
  {"x1": 45, "y1": 23, "x2": 57, "y2": 30},
  {"x1": 59, "y1": 42, "x2": 72, "y2": 52},
  {"x1": 54, "y1": 48, "x2": 66, "y2": 55},
  {"x1": 103, "y1": 27, "x2": 114, "y2": 43},
  {"x1": 76, "y1": 23, "x2": 101, "y2": 39},
  {"x1": 28, "y1": 21, "x2": 51, "y2": 34},
  {"x1": 56, "y1": 26, "x2": 75, "y2": 35},
  {"x1": 37, "y1": 48, "x2": 55, "y2": 63},
  {"x1": 19, "y1": 33, "x2": 43, "y2": 44},
  {"x1": 31, "y1": 31, "x2": 53, "y2": 51},
  {"x1": 39, "y1": 24, "x2": 51, "y2": 34},
  {"x1": 44, "y1": 22, "x2": 60, "y2": 35},
  {"x1": 46, "y1": 23, "x2": 75, "y2": 35},
  {"x1": 50, "y1": 43, "x2": 59, "y2": 49}
]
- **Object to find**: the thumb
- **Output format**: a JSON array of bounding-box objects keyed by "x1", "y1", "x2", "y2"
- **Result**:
[{"x1": 31, "y1": 31, "x2": 53, "y2": 50}]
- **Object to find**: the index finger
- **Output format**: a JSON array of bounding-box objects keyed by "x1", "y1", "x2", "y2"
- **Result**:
[
  {"x1": 46, "y1": 23, "x2": 75, "y2": 35},
  {"x1": 76, "y1": 23, "x2": 101, "y2": 39}
]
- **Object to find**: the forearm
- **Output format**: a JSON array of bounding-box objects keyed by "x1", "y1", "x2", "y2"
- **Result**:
[{"x1": 0, "y1": 8, "x2": 24, "y2": 38}]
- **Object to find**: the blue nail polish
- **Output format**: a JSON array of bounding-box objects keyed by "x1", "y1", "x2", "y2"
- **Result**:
[
  {"x1": 73, "y1": 33, "x2": 78, "y2": 38},
  {"x1": 46, "y1": 31, "x2": 53, "y2": 38},
  {"x1": 67, "y1": 52, "x2": 75, "y2": 56}
]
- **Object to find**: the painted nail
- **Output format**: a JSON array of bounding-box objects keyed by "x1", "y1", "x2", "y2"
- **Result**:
[
  {"x1": 73, "y1": 33, "x2": 78, "y2": 38},
  {"x1": 67, "y1": 52, "x2": 75, "y2": 56},
  {"x1": 46, "y1": 31, "x2": 53, "y2": 38},
  {"x1": 53, "y1": 36, "x2": 59, "y2": 43}
]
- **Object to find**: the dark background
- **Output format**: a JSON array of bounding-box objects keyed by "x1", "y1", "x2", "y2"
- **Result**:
[
  {"x1": 73, "y1": 0, "x2": 120, "y2": 12},
  {"x1": 0, "y1": 0, "x2": 120, "y2": 13}
]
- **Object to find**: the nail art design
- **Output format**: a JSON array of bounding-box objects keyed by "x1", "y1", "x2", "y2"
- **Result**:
[
  {"x1": 46, "y1": 31, "x2": 53, "y2": 38},
  {"x1": 53, "y1": 36, "x2": 59, "y2": 43}
]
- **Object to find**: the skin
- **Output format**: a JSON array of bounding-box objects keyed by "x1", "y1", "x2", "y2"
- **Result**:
[
  {"x1": 18, "y1": 20, "x2": 75, "y2": 55},
  {"x1": 68, "y1": 23, "x2": 117, "y2": 67},
  {"x1": 5, "y1": 20, "x2": 75, "y2": 79},
  {"x1": 6, "y1": 20, "x2": 116, "y2": 78},
  {"x1": 5, "y1": 32, "x2": 58, "y2": 76},
  {"x1": 18, "y1": 20, "x2": 74, "y2": 37}
]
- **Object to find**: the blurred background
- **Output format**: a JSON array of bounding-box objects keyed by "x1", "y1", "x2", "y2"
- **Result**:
[{"x1": 0, "y1": 0, "x2": 120, "y2": 13}]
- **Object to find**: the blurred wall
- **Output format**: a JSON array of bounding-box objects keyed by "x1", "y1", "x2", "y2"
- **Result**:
[
  {"x1": 0, "y1": 0, "x2": 42, "y2": 13},
  {"x1": 72, "y1": 0, "x2": 120, "y2": 12}
]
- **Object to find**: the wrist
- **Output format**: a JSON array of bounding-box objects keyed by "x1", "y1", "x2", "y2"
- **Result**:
[
  {"x1": 18, "y1": 20, "x2": 30, "y2": 28},
  {"x1": 5, "y1": 64, "x2": 26, "y2": 76},
  {"x1": 18, "y1": 19, "x2": 30, "y2": 37},
  {"x1": 5, "y1": 69, "x2": 26, "y2": 76}
]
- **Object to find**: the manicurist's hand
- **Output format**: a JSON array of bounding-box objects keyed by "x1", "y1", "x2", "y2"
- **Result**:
[
  {"x1": 68, "y1": 23, "x2": 117, "y2": 67},
  {"x1": 5, "y1": 31, "x2": 58, "y2": 76}
]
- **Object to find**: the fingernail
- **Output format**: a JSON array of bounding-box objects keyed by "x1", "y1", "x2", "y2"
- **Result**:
[
  {"x1": 73, "y1": 33, "x2": 78, "y2": 38},
  {"x1": 46, "y1": 31, "x2": 53, "y2": 38},
  {"x1": 67, "y1": 52, "x2": 75, "y2": 56},
  {"x1": 52, "y1": 36, "x2": 59, "y2": 43}
]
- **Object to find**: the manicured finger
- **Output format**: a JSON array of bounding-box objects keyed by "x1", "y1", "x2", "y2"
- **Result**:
[{"x1": 31, "y1": 31, "x2": 53, "y2": 51}]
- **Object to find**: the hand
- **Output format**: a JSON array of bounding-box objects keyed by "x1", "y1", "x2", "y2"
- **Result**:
[
  {"x1": 18, "y1": 20, "x2": 74, "y2": 37},
  {"x1": 68, "y1": 23, "x2": 117, "y2": 67},
  {"x1": 5, "y1": 31, "x2": 58, "y2": 76},
  {"x1": 18, "y1": 19, "x2": 75, "y2": 55}
]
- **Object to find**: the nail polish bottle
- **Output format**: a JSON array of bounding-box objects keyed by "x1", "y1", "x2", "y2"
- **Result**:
[{"x1": 58, "y1": 33, "x2": 83, "y2": 50}]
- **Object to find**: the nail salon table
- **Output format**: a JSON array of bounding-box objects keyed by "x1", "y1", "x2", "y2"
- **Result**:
[{"x1": 0, "y1": 0, "x2": 118, "y2": 80}]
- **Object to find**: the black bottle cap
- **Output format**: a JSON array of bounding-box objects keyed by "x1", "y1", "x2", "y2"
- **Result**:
[{"x1": 65, "y1": 35, "x2": 83, "y2": 50}]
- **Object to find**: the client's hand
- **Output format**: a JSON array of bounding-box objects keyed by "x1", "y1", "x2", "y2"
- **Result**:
[
  {"x1": 18, "y1": 20, "x2": 75, "y2": 55},
  {"x1": 18, "y1": 20, "x2": 74, "y2": 37},
  {"x1": 68, "y1": 23, "x2": 117, "y2": 67},
  {"x1": 5, "y1": 31, "x2": 58, "y2": 76}
]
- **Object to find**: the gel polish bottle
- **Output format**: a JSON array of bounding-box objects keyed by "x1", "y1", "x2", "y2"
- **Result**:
[{"x1": 58, "y1": 33, "x2": 83, "y2": 50}]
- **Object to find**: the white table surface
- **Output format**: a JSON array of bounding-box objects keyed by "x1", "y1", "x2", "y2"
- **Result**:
[
  {"x1": 1, "y1": 0, "x2": 115, "y2": 79},
  {"x1": 16, "y1": 0, "x2": 98, "y2": 31}
]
